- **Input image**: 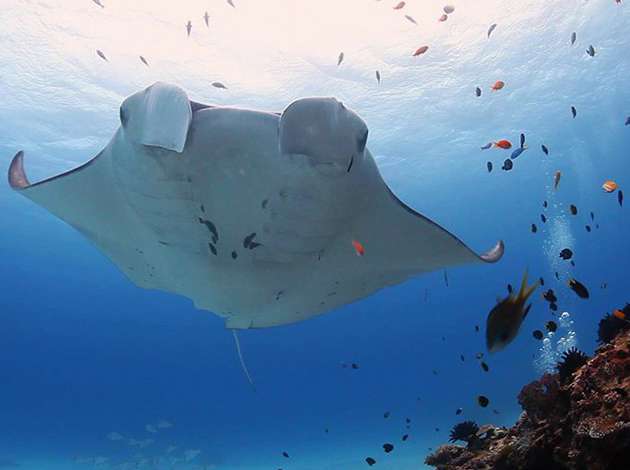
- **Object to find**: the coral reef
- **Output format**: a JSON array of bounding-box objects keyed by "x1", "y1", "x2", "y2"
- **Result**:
[{"x1": 426, "y1": 327, "x2": 630, "y2": 470}]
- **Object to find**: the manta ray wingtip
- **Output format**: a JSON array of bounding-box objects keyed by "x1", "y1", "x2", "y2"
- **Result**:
[
  {"x1": 480, "y1": 240, "x2": 504, "y2": 263},
  {"x1": 8, "y1": 150, "x2": 30, "y2": 190}
]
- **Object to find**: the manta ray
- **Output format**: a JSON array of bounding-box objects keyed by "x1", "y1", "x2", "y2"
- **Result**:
[{"x1": 8, "y1": 82, "x2": 503, "y2": 331}]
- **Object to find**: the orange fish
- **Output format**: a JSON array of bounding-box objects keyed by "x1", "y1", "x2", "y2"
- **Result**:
[
  {"x1": 393, "y1": 1, "x2": 405, "y2": 9},
  {"x1": 352, "y1": 240, "x2": 365, "y2": 256},
  {"x1": 493, "y1": 140, "x2": 512, "y2": 149},
  {"x1": 613, "y1": 309, "x2": 626, "y2": 320},
  {"x1": 413, "y1": 45, "x2": 429, "y2": 56},
  {"x1": 438, "y1": 14, "x2": 448, "y2": 22},
  {"x1": 602, "y1": 180, "x2": 618, "y2": 193},
  {"x1": 491, "y1": 80, "x2": 505, "y2": 91},
  {"x1": 554, "y1": 171, "x2": 561, "y2": 190}
]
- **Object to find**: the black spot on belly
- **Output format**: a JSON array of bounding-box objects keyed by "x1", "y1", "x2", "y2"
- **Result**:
[
  {"x1": 198, "y1": 217, "x2": 219, "y2": 240},
  {"x1": 231, "y1": 251, "x2": 238, "y2": 259},
  {"x1": 208, "y1": 243, "x2": 217, "y2": 256}
]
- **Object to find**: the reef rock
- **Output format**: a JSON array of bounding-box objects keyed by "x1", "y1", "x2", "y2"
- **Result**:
[{"x1": 426, "y1": 328, "x2": 630, "y2": 470}]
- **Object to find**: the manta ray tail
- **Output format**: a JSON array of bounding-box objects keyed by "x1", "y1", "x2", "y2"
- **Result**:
[{"x1": 232, "y1": 330, "x2": 256, "y2": 391}]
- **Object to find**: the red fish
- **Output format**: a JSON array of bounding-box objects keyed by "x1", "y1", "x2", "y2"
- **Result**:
[
  {"x1": 352, "y1": 240, "x2": 365, "y2": 256},
  {"x1": 491, "y1": 80, "x2": 505, "y2": 91},
  {"x1": 413, "y1": 45, "x2": 429, "y2": 56},
  {"x1": 493, "y1": 140, "x2": 512, "y2": 149},
  {"x1": 393, "y1": 1, "x2": 406, "y2": 9},
  {"x1": 438, "y1": 14, "x2": 448, "y2": 22}
]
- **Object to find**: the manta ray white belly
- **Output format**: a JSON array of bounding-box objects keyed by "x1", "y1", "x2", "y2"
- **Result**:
[{"x1": 8, "y1": 82, "x2": 503, "y2": 329}]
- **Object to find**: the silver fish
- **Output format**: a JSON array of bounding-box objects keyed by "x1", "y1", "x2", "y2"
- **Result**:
[
  {"x1": 212, "y1": 82, "x2": 227, "y2": 89},
  {"x1": 337, "y1": 52, "x2": 344, "y2": 66},
  {"x1": 96, "y1": 49, "x2": 108, "y2": 61},
  {"x1": 487, "y1": 23, "x2": 497, "y2": 38}
]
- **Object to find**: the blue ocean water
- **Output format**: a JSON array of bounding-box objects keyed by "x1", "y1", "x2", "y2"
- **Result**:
[{"x1": 1, "y1": 0, "x2": 629, "y2": 469}]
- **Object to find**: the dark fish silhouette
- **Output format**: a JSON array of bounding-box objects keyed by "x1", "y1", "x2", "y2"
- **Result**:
[
  {"x1": 487, "y1": 161, "x2": 493, "y2": 173},
  {"x1": 204, "y1": 12, "x2": 209, "y2": 27},
  {"x1": 139, "y1": 56, "x2": 149, "y2": 66},
  {"x1": 571, "y1": 32, "x2": 576, "y2": 45},
  {"x1": 586, "y1": 45, "x2": 595, "y2": 57},
  {"x1": 478, "y1": 395, "x2": 489, "y2": 407},
  {"x1": 541, "y1": 144, "x2": 549, "y2": 155},
  {"x1": 571, "y1": 106, "x2": 577, "y2": 118},
  {"x1": 568, "y1": 278, "x2": 589, "y2": 299},
  {"x1": 487, "y1": 23, "x2": 497, "y2": 38},
  {"x1": 96, "y1": 49, "x2": 108, "y2": 61},
  {"x1": 475, "y1": 87, "x2": 482, "y2": 97},
  {"x1": 559, "y1": 248, "x2": 573, "y2": 260}
]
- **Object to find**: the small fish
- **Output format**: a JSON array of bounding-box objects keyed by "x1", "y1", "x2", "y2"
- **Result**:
[
  {"x1": 559, "y1": 248, "x2": 573, "y2": 260},
  {"x1": 376, "y1": 70, "x2": 381, "y2": 84},
  {"x1": 586, "y1": 45, "x2": 595, "y2": 57},
  {"x1": 402, "y1": 434, "x2": 409, "y2": 441},
  {"x1": 404, "y1": 15, "x2": 417, "y2": 25},
  {"x1": 569, "y1": 204, "x2": 578, "y2": 215},
  {"x1": 413, "y1": 45, "x2": 429, "y2": 56},
  {"x1": 510, "y1": 145, "x2": 528, "y2": 160},
  {"x1": 352, "y1": 240, "x2": 365, "y2": 256},
  {"x1": 502, "y1": 159, "x2": 513, "y2": 171},
  {"x1": 486, "y1": 270, "x2": 539, "y2": 352},
  {"x1": 554, "y1": 171, "x2": 561, "y2": 190},
  {"x1": 444, "y1": 5, "x2": 455, "y2": 14},
  {"x1": 227, "y1": 0, "x2": 236, "y2": 7},
  {"x1": 212, "y1": 81, "x2": 227, "y2": 89},
  {"x1": 541, "y1": 214, "x2": 547, "y2": 223},
  {"x1": 186, "y1": 20, "x2": 192, "y2": 36},
  {"x1": 539, "y1": 277, "x2": 545, "y2": 286},
  {"x1": 546, "y1": 321, "x2": 557, "y2": 333},
  {"x1": 571, "y1": 106, "x2": 577, "y2": 118},
  {"x1": 139, "y1": 55, "x2": 149, "y2": 66},
  {"x1": 477, "y1": 395, "x2": 489, "y2": 407},
  {"x1": 204, "y1": 11, "x2": 209, "y2": 27},
  {"x1": 542, "y1": 289, "x2": 557, "y2": 303},
  {"x1": 571, "y1": 32, "x2": 576, "y2": 45},
  {"x1": 590, "y1": 211, "x2": 595, "y2": 220},
  {"x1": 393, "y1": 1, "x2": 405, "y2": 10},
  {"x1": 520, "y1": 133, "x2": 526, "y2": 148},
  {"x1": 351, "y1": 363, "x2": 359, "y2": 369},
  {"x1": 585, "y1": 225, "x2": 591, "y2": 232},
  {"x1": 507, "y1": 284, "x2": 513, "y2": 294},
  {"x1": 455, "y1": 408, "x2": 463, "y2": 415},
  {"x1": 487, "y1": 161, "x2": 493, "y2": 173},
  {"x1": 602, "y1": 180, "x2": 618, "y2": 192},
  {"x1": 481, "y1": 361, "x2": 489, "y2": 372},
  {"x1": 460, "y1": 354, "x2": 465, "y2": 362},
  {"x1": 475, "y1": 86, "x2": 482, "y2": 97},
  {"x1": 543, "y1": 201, "x2": 548, "y2": 208},
  {"x1": 619, "y1": 190, "x2": 624, "y2": 207},
  {"x1": 443, "y1": 270, "x2": 449, "y2": 287},
  {"x1": 92, "y1": 0, "x2": 104, "y2": 8},
  {"x1": 475, "y1": 325, "x2": 480, "y2": 332},
  {"x1": 531, "y1": 224, "x2": 537, "y2": 233},
  {"x1": 366, "y1": 457, "x2": 376, "y2": 466},
  {"x1": 438, "y1": 14, "x2": 448, "y2": 22},
  {"x1": 532, "y1": 330, "x2": 543, "y2": 340},
  {"x1": 568, "y1": 278, "x2": 589, "y2": 299},
  {"x1": 337, "y1": 52, "x2": 344, "y2": 66},
  {"x1": 487, "y1": 23, "x2": 497, "y2": 38},
  {"x1": 481, "y1": 142, "x2": 493, "y2": 150},
  {"x1": 96, "y1": 49, "x2": 108, "y2": 61},
  {"x1": 383, "y1": 443, "x2": 394, "y2": 453},
  {"x1": 493, "y1": 139, "x2": 511, "y2": 149},
  {"x1": 491, "y1": 80, "x2": 505, "y2": 91},
  {"x1": 541, "y1": 144, "x2": 549, "y2": 155}
]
